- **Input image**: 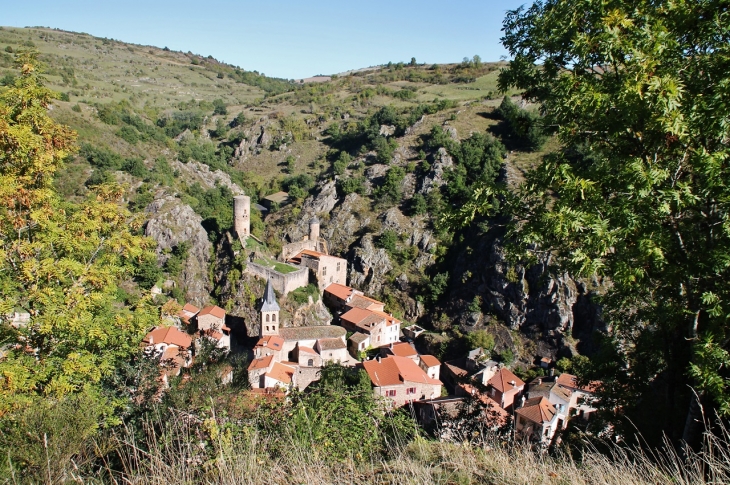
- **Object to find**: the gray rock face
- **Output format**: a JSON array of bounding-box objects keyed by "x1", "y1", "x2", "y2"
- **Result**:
[
  {"x1": 418, "y1": 147, "x2": 454, "y2": 194},
  {"x1": 379, "y1": 124, "x2": 396, "y2": 137},
  {"x1": 171, "y1": 160, "x2": 244, "y2": 195},
  {"x1": 348, "y1": 234, "x2": 393, "y2": 295},
  {"x1": 290, "y1": 299, "x2": 333, "y2": 327},
  {"x1": 144, "y1": 196, "x2": 212, "y2": 306},
  {"x1": 303, "y1": 180, "x2": 339, "y2": 215},
  {"x1": 449, "y1": 228, "x2": 603, "y2": 356}
]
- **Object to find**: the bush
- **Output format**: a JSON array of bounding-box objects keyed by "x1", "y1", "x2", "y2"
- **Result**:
[
  {"x1": 465, "y1": 329, "x2": 494, "y2": 351},
  {"x1": 409, "y1": 193, "x2": 427, "y2": 215},
  {"x1": 333, "y1": 151, "x2": 351, "y2": 175},
  {"x1": 290, "y1": 284, "x2": 319, "y2": 305},
  {"x1": 212, "y1": 98, "x2": 227, "y2": 115},
  {"x1": 376, "y1": 229, "x2": 399, "y2": 254},
  {"x1": 337, "y1": 176, "x2": 365, "y2": 196}
]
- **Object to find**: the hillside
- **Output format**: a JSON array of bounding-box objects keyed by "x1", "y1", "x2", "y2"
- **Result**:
[{"x1": 0, "y1": 26, "x2": 591, "y2": 372}]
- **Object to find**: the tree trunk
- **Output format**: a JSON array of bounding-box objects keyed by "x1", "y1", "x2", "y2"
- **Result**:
[{"x1": 681, "y1": 388, "x2": 705, "y2": 451}]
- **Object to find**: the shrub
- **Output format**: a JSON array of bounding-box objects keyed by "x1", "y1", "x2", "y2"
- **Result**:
[
  {"x1": 376, "y1": 229, "x2": 399, "y2": 254},
  {"x1": 337, "y1": 176, "x2": 365, "y2": 196},
  {"x1": 465, "y1": 329, "x2": 494, "y2": 351}
]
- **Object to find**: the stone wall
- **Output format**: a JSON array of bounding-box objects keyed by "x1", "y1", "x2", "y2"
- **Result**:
[
  {"x1": 281, "y1": 238, "x2": 326, "y2": 261},
  {"x1": 244, "y1": 263, "x2": 309, "y2": 295}
]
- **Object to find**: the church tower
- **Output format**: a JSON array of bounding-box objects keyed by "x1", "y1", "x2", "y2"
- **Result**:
[{"x1": 259, "y1": 278, "x2": 280, "y2": 337}]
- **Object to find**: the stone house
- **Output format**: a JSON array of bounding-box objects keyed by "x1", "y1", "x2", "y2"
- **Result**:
[
  {"x1": 556, "y1": 373, "x2": 599, "y2": 420},
  {"x1": 485, "y1": 367, "x2": 525, "y2": 411},
  {"x1": 322, "y1": 283, "x2": 363, "y2": 312},
  {"x1": 418, "y1": 354, "x2": 441, "y2": 381},
  {"x1": 288, "y1": 249, "x2": 347, "y2": 290},
  {"x1": 254, "y1": 335, "x2": 285, "y2": 360},
  {"x1": 362, "y1": 355, "x2": 442, "y2": 407},
  {"x1": 178, "y1": 303, "x2": 199, "y2": 325},
  {"x1": 515, "y1": 396, "x2": 568, "y2": 446},
  {"x1": 294, "y1": 344, "x2": 322, "y2": 367},
  {"x1": 315, "y1": 337, "x2": 349, "y2": 363},
  {"x1": 340, "y1": 307, "x2": 400, "y2": 348},
  {"x1": 196, "y1": 305, "x2": 226, "y2": 332},
  {"x1": 348, "y1": 332, "x2": 370, "y2": 357},
  {"x1": 248, "y1": 354, "x2": 275, "y2": 388},
  {"x1": 263, "y1": 361, "x2": 297, "y2": 389},
  {"x1": 142, "y1": 326, "x2": 193, "y2": 382}
]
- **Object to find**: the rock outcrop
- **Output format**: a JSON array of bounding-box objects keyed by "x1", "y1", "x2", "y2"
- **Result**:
[
  {"x1": 144, "y1": 196, "x2": 212, "y2": 306},
  {"x1": 418, "y1": 147, "x2": 454, "y2": 194},
  {"x1": 348, "y1": 234, "x2": 393, "y2": 295},
  {"x1": 170, "y1": 160, "x2": 244, "y2": 195}
]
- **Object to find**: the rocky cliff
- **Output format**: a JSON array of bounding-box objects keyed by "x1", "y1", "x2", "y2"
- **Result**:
[{"x1": 144, "y1": 196, "x2": 212, "y2": 307}]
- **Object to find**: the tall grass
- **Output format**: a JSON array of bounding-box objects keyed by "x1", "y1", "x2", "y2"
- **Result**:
[{"x1": 72, "y1": 413, "x2": 730, "y2": 484}]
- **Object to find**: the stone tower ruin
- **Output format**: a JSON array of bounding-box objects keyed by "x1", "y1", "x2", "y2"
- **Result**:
[{"x1": 233, "y1": 195, "x2": 250, "y2": 241}]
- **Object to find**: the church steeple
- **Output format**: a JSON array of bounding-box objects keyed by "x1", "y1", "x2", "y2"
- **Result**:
[{"x1": 259, "y1": 279, "x2": 280, "y2": 337}]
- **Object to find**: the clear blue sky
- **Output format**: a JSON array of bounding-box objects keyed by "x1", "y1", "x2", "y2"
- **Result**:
[{"x1": 3, "y1": 1, "x2": 531, "y2": 79}]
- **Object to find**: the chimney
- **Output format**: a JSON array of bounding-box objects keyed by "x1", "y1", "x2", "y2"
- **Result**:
[
  {"x1": 537, "y1": 378, "x2": 542, "y2": 385},
  {"x1": 549, "y1": 368, "x2": 555, "y2": 377},
  {"x1": 149, "y1": 335, "x2": 153, "y2": 344},
  {"x1": 510, "y1": 380, "x2": 516, "y2": 386},
  {"x1": 377, "y1": 356, "x2": 381, "y2": 363}
]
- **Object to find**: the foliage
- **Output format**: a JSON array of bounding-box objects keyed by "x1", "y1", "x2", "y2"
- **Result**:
[
  {"x1": 376, "y1": 229, "x2": 399, "y2": 254},
  {"x1": 374, "y1": 166, "x2": 405, "y2": 206},
  {"x1": 0, "y1": 53, "x2": 159, "y2": 416},
  {"x1": 289, "y1": 283, "x2": 319, "y2": 305},
  {"x1": 495, "y1": 95, "x2": 547, "y2": 150},
  {"x1": 465, "y1": 329, "x2": 495, "y2": 352},
  {"x1": 495, "y1": 0, "x2": 730, "y2": 443},
  {"x1": 337, "y1": 175, "x2": 365, "y2": 196}
]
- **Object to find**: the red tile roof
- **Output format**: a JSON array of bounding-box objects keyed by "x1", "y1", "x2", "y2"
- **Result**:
[
  {"x1": 248, "y1": 354, "x2": 274, "y2": 371},
  {"x1": 323, "y1": 283, "x2": 355, "y2": 301},
  {"x1": 420, "y1": 354, "x2": 441, "y2": 368},
  {"x1": 143, "y1": 326, "x2": 192, "y2": 349},
  {"x1": 182, "y1": 303, "x2": 200, "y2": 315},
  {"x1": 341, "y1": 307, "x2": 400, "y2": 331},
  {"x1": 198, "y1": 305, "x2": 226, "y2": 319},
  {"x1": 298, "y1": 346, "x2": 318, "y2": 355},
  {"x1": 556, "y1": 373, "x2": 600, "y2": 393},
  {"x1": 389, "y1": 342, "x2": 417, "y2": 358},
  {"x1": 487, "y1": 367, "x2": 525, "y2": 394},
  {"x1": 347, "y1": 294, "x2": 385, "y2": 311},
  {"x1": 265, "y1": 362, "x2": 295, "y2": 384},
  {"x1": 516, "y1": 396, "x2": 556, "y2": 424},
  {"x1": 363, "y1": 356, "x2": 441, "y2": 387},
  {"x1": 255, "y1": 335, "x2": 284, "y2": 351}
]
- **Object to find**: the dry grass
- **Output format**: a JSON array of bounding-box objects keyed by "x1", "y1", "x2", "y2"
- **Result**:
[{"x1": 84, "y1": 415, "x2": 730, "y2": 485}]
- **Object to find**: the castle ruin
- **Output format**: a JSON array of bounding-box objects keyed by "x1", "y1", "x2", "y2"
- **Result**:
[{"x1": 233, "y1": 195, "x2": 250, "y2": 241}]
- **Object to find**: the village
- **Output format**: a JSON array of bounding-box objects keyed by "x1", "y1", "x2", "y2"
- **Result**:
[{"x1": 141, "y1": 195, "x2": 598, "y2": 448}]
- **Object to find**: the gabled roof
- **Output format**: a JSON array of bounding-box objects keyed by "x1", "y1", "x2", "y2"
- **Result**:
[
  {"x1": 516, "y1": 396, "x2": 557, "y2": 424},
  {"x1": 198, "y1": 305, "x2": 226, "y2": 319},
  {"x1": 460, "y1": 384, "x2": 510, "y2": 426},
  {"x1": 317, "y1": 337, "x2": 346, "y2": 351},
  {"x1": 388, "y1": 342, "x2": 418, "y2": 358},
  {"x1": 248, "y1": 354, "x2": 274, "y2": 371},
  {"x1": 443, "y1": 361, "x2": 469, "y2": 378},
  {"x1": 420, "y1": 354, "x2": 441, "y2": 368},
  {"x1": 347, "y1": 294, "x2": 385, "y2": 311},
  {"x1": 556, "y1": 373, "x2": 600, "y2": 393},
  {"x1": 255, "y1": 335, "x2": 284, "y2": 351},
  {"x1": 265, "y1": 362, "x2": 295, "y2": 384},
  {"x1": 341, "y1": 307, "x2": 400, "y2": 332},
  {"x1": 260, "y1": 279, "x2": 280, "y2": 312},
  {"x1": 323, "y1": 283, "x2": 356, "y2": 301},
  {"x1": 487, "y1": 367, "x2": 525, "y2": 393},
  {"x1": 348, "y1": 332, "x2": 369, "y2": 344},
  {"x1": 143, "y1": 326, "x2": 192, "y2": 349},
  {"x1": 297, "y1": 345, "x2": 318, "y2": 355},
  {"x1": 181, "y1": 303, "x2": 200, "y2": 315},
  {"x1": 363, "y1": 356, "x2": 441, "y2": 387},
  {"x1": 279, "y1": 325, "x2": 347, "y2": 342}
]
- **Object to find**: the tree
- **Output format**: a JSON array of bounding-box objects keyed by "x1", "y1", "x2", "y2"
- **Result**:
[
  {"x1": 492, "y1": 0, "x2": 730, "y2": 445},
  {"x1": 0, "y1": 52, "x2": 159, "y2": 416}
]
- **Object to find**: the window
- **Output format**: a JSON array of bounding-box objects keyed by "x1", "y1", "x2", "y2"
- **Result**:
[
  {"x1": 272, "y1": 314, "x2": 276, "y2": 322},
  {"x1": 386, "y1": 390, "x2": 396, "y2": 397},
  {"x1": 266, "y1": 326, "x2": 269, "y2": 331},
  {"x1": 308, "y1": 359, "x2": 314, "y2": 367},
  {"x1": 323, "y1": 266, "x2": 327, "y2": 276},
  {"x1": 406, "y1": 387, "x2": 417, "y2": 395},
  {"x1": 266, "y1": 314, "x2": 270, "y2": 322},
  {"x1": 272, "y1": 325, "x2": 276, "y2": 332},
  {"x1": 337, "y1": 262, "x2": 341, "y2": 272}
]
